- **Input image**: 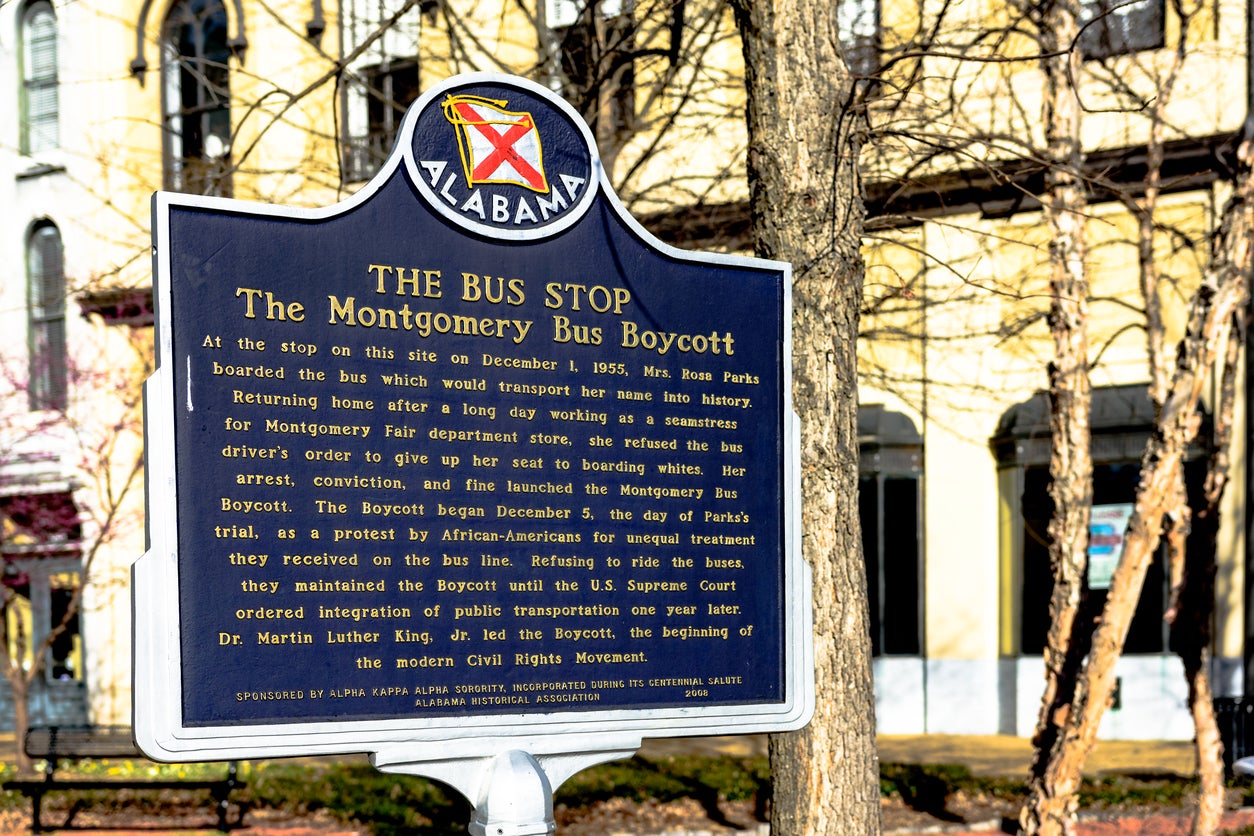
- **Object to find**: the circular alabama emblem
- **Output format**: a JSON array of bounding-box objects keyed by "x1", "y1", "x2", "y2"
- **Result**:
[{"x1": 403, "y1": 74, "x2": 601, "y2": 240}]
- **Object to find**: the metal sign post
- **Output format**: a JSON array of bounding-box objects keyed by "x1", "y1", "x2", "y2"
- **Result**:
[{"x1": 135, "y1": 72, "x2": 812, "y2": 829}]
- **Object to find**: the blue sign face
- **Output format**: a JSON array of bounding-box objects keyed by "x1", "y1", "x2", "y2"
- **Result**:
[{"x1": 145, "y1": 75, "x2": 801, "y2": 738}]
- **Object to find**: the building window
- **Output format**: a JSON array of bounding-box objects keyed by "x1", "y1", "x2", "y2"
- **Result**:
[
  {"x1": 26, "y1": 223, "x2": 66, "y2": 413},
  {"x1": 859, "y1": 406, "x2": 923, "y2": 657},
  {"x1": 1016, "y1": 462, "x2": 1195, "y2": 654},
  {"x1": 1079, "y1": 0, "x2": 1164, "y2": 59},
  {"x1": 0, "y1": 560, "x2": 84, "y2": 689},
  {"x1": 2, "y1": 573, "x2": 34, "y2": 674},
  {"x1": 343, "y1": 59, "x2": 421, "y2": 183},
  {"x1": 993, "y1": 385, "x2": 1208, "y2": 656},
  {"x1": 546, "y1": 0, "x2": 635, "y2": 141},
  {"x1": 339, "y1": 0, "x2": 427, "y2": 183},
  {"x1": 838, "y1": 0, "x2": 880, "y2": 78},
  {"x1": 1, "y1": 492, "x2": 84, "y2": 688},
  {"x1": 162, "y1": 0, "x2": 232, "y2": 196},
  {"x1": 20, "y1": 0, "x2": 59, "y2": 154},
  {"x1": 48, "y1": 571, "x2": 81, "y2": 682}
]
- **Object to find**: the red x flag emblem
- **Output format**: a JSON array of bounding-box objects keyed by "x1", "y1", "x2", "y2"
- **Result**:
[{"x1": 442, "y1": 95, "x2": 550, "y2": 193}]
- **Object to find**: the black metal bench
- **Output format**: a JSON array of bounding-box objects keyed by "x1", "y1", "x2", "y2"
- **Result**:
[{"x1": 2, "y1": 725, "x2": 244, "y2": 832}]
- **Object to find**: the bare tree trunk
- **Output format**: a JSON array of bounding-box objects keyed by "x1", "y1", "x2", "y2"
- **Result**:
[
  {"x1": 1121, "y1": 12, "x2": 1223, "y2": 824},
  {"x1": 1119, "y1": 1, "x2": 1224, "y2": 819},
  {"x1": 730, "y1": 2, "x2": 878, "y2": 835},
  {"x1": 0, "y1": 446, "x2": 142, "y2": 772},
  {"x1": 1188, "y1": 659, "x2": 1225, "y2": 836},
  {"x1": 1179, "y1": 612, "x2": 1224, "y2": 836},
  {"x1": 1021, "y1": 128, "x2": 1254, "y2": 836},
  {"x1": 2, "y1": 585, "x2": 84, "y2": 777},
  {"x1": 1022, "y1": 3, "x2": 1092, "y2": 833},
  {"x1": 8, "y1": 672, "x2": 33, "y2": 776},
  {"x1": 0, "y1": 585, "x2": 34, "y2": 776},
  {"x1": 1176, "y1": 314, "x2": 1243, "y2": 836}
]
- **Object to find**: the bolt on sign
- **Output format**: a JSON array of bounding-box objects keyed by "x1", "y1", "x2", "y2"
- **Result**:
[{"x1": 136, "y1": 73, "x2": 812, "y2": 788}]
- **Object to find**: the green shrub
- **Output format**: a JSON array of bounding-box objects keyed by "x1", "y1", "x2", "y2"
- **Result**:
[
  {"x1": 0, "y1": 753, "x2": 1208, "y2": 834},
  {"x1": 1077, "y1": 775, "x2": 1195, "y2": 808},
  {"x1": 555, "y1": 755, "x2": 767, "y2": 804},
  {"x1": 879, "y1": 762, "x2": 1021, "y2": 802},
  {"x1": 249, "y1": 761, "x2": 469, "y2": 836}
]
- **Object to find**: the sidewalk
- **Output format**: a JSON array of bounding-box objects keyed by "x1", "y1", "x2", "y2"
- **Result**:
[
  {"x1": 640, "y1": 734, "x2": 1200, "y2": 777},
  {"x1": 876, "y1": 734, "x2": 1198, "y2": 777},
  {"x1": 0, "y1": 730, "x2": 1198, "y2": 776}
]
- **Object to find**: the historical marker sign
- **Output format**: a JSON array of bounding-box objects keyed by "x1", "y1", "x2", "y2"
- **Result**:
[{"x1": 135, "y1": 73, "x2": 811, "y2": 765}]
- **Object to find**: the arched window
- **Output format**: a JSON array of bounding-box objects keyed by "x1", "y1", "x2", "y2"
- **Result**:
[
  {"x1": 20, "y1": 0, "x2": 59, "y2": 154},
  {"x1": 991, "y1": 385, "x2": 1209, "y2": 656},
  {"x1": 859, "y1": 405, "x2": 923, "y2": 657},
  {"x1": 161, "y1": 0, "x2": 232, "y2": 195},
  {"x1": 26, "y1": 222, "x2": 67, "y2": 413}
]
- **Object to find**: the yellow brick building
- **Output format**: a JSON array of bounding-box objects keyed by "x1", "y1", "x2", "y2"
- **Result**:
[{"x1": 0, "y1": 0, "x2": 1246, "y2": 738}]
